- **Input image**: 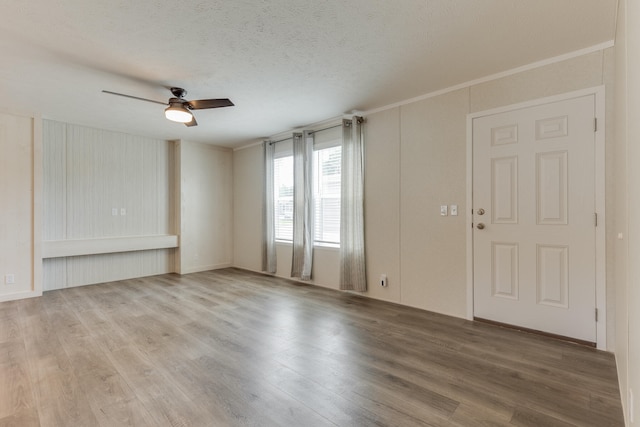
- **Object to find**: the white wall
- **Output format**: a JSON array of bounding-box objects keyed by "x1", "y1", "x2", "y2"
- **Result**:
[
  {"x1": 42, "y1": 121, "x2": 176, "y2": 290},
  {"x1": 232, "y1": 144, "x2": 263, "y2": 270},
  {"x1": 362, "y1": 108, "x2": 401, "y2": 303},
  {"x1": 398, "y1": 89, "x2": 468, "y2": 317},
  {"x1": 615, "y1": 1, "x2": 640, "y2": 424},
  {"x1": 233, "y1": 47, "x2": 616, "y2": 340},
  {"x1": 0, "y1": 112, "x2": 41, "y2": 301},
  {"x1": 176, "y1": 140, "x2": 233, "y2": 274},
  {"x1": 627, "y1": 0, "x2": 640, "y2": 416},
  {"x1": 614, "y1": 0, "x2": 629, "y2": 421}
]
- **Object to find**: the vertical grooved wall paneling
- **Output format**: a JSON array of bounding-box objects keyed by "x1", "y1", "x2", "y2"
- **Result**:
[{"x1": 42, "y1": 121, "x2": 176, "y2": 290}]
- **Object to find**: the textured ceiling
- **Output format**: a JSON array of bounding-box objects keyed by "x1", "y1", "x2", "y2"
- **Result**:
[{"x1": 1, "y1": 0, "x2": 617, "y2": 147}]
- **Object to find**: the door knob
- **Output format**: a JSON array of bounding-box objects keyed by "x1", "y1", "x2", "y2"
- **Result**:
[
  {"x1": 477, "y1": 208, "x2": 485, "y2": 215},
  {"x1": 477, "y1": 223, "x2": 485, "y2": 230}
]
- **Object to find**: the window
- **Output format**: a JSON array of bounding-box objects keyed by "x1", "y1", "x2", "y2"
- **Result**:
[
  {"x1": 273, "y1": 127, "x2": 342, "y2": 245},
  {"x1": 274, "y1": 155, "x2": 293, "y2": 241},
  {"x1": 313, "y1": 145, "x2": 341, "y2": 244}
]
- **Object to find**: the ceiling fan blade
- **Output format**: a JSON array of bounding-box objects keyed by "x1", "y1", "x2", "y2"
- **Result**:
[
  {"x1": 187, "y1": 98, "x2": 234, "y2": 110},
  {"x1": 185, "y1": 116, "x2": 198, "y2": 127},
  {"x1": 102, "y1": 90, "x2": 167, "y2": 106}
]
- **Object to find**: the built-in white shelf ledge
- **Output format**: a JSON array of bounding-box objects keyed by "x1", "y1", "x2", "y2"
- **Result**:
[{"x1": 42, "y1": 235, "x2": 179, "y2": 259}]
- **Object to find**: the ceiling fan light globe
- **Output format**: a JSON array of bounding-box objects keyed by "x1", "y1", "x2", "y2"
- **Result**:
[{"x1": 165, "y1": 105, "x2": 193, "y2": 123}]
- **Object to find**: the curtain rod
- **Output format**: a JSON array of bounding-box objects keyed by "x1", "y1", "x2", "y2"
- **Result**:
[
  {"x1": 268, "y1": 123, "x2": 345, "y2": 145},
  {"x1": 269, "y1": 137, "x2": 292, "y2": 145},
  {"x1": 309, "y1": 123, "x2": 342, "y2": 134}
]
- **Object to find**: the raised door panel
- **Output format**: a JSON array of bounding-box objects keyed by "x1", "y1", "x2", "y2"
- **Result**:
[
  {"x1": 491, "y1": 242, "x2": 519, "y2": 300},
  {"x1": 536, "y1": 151, "x2": 568, "y2": 225},
  {"x1": 491, "y1": 156, "x2": 518, "y2": 224}
]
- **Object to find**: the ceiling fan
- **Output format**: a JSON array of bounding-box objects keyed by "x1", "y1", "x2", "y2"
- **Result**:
[{"x1": 102, "y1": 87, "x2": 234, "y2": 127}]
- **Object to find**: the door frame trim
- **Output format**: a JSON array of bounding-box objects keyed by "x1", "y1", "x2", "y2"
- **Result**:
[{"x1": 465, "y1": 86, "x2": 607, "y2": 350}]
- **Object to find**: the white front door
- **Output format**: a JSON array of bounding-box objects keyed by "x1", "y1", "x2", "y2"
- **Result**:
[{"x1": 472, "y1": 95, "x2": 597, "y2": 343}]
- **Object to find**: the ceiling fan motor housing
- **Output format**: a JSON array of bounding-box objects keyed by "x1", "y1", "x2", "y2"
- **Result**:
[
  {"x1": 170, "y1": 87, "x2": 187, "y2": 98},
  {"x1": 168, "y1": 98, "x2": 191, "y2": 109}
]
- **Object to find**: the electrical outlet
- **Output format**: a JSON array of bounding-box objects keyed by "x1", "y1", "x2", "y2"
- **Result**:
[
  {"x1": 120, "y1": 208, "x2": 126, "y2": 216},
  {"x1": 5, "y1": 274, "x2": 15, "y2": 285},
  {"x1": 380, "y1": 274, "x2": 388, "y2": 287}
]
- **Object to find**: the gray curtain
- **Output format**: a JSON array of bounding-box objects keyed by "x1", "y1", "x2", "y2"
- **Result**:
[
  {"x1": 340, "y1": 117, "x2": 367, "y2": 291},
  {"x1": 262, "y1": 141, "x2": 277, "y2": 273},
  {"x1": 291, "y1": 131, "x2": 314, "y2": 280}
]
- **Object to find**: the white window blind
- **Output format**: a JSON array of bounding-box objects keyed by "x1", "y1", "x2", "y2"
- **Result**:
[
  {"x1": 274, "y1": 155, "x2": 293, "y2": 241},
  {"x1": 313, "y1": 145, "x2": 341, "y2": 244}
]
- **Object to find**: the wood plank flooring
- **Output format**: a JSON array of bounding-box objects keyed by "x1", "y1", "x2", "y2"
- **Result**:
[{"x1": 0, "y1": 268, "x2": 624, "y2": 426}]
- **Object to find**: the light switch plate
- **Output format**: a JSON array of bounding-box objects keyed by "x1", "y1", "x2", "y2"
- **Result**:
[
  {"x1": 450, "y1": 204, "x2": 458, "y2": 216},
  {"x1": 440, "y1": 205, "x2": 448, "y2": 216}
]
